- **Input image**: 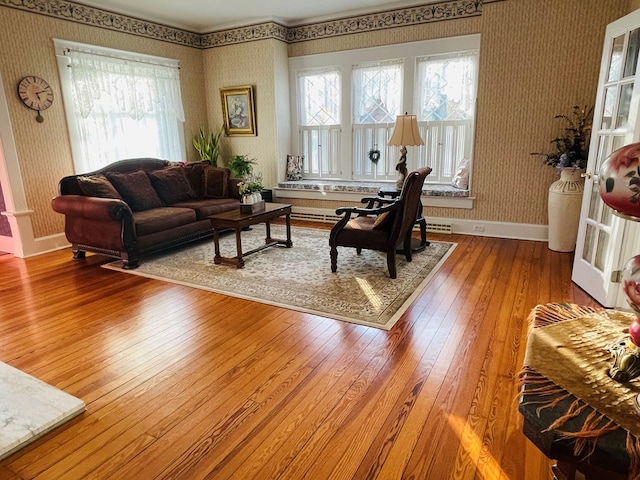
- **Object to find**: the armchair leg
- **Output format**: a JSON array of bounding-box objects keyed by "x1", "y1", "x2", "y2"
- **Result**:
[
  {"x1": 387, "y1": 251, "x2": 397, "y2": 279},
  {"x1": 404, "y1": 237, "x2": 413, "y2": 262},
  {"x1": 330, "y1": 246, "x2": 338, "y2": 273}
]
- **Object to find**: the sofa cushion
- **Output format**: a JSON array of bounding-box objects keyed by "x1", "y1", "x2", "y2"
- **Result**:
[
  {"x1": 173, "y1": 198, "x2": 241, "y2": 220},
  {"x1": 147, "y1": 166, "x2": 197, "y2": 205},
  {"x1": 182, "y1": 162, "x2": 207, "y2": 197},
  {"x1": 106, "y1": 169, "x2": 163, "y2": 212},
  {"x1": 77, "y1": 175, "x2": 122, "y2": 200},
  {"x1": 133, "y1": 207, "x2": 197, "y2": 236},
  {"x1": 204, "y1": 166, "x2": 229, "y2": 199}
]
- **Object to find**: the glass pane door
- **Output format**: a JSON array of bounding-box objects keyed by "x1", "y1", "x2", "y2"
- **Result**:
[{"x1": 572, "y1": 12, "x2": 640, "y2": 307}]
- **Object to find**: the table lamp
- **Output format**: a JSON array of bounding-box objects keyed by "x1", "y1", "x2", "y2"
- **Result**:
[
  {"x1": 599, "y1": 142, "x2": 640, "y2": 381},
  {"x1": 388, "y1": 113, "x2": 424, "y2": 190}
]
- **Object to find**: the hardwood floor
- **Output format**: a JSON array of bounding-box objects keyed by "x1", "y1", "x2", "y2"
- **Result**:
[{"x1": 0, "y1": 223, "x2": 600, "y2": 479}]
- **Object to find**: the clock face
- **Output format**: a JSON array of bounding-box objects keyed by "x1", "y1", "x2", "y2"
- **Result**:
[{"x1": 18, "y1": 76, "x2": 54, "y2": 111}]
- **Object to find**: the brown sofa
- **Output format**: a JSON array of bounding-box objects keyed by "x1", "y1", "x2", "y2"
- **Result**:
[{"x1": 51, "y1": 158, "x2": 241, "y2": 268}]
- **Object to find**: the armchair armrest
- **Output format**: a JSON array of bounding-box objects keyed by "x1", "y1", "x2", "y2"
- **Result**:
[
  {"x1": 360, "y1": 196, "x2": 397, "y2": 209},
  {"x1": 335, "y1": 202, "x2": 398, "y2": 217}
]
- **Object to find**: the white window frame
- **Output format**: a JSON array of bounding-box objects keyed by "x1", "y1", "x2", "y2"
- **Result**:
[
  {"x1": 53, "y1": 39, "x2": 186, "y2": 173},
  {"x1": 289, "y1": 34, "x2": 480, "y2": 186}
]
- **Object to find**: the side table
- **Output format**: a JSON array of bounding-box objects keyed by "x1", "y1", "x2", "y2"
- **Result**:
[
  {"x1": 518, "y1": 303, "x2": 640, "y2": 480},
  {"x1": 378, "y1": 188, "x2": 428, "y2": 252}
]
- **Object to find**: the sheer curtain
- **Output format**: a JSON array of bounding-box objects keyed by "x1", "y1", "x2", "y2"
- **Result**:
[{"x1": 55, "y1": 40, "x2": 185, "y2": 173}]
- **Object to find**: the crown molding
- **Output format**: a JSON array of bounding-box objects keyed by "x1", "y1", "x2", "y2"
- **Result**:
[{"x1": 0, "y1": 0, "x2": 498, "y2": 49}]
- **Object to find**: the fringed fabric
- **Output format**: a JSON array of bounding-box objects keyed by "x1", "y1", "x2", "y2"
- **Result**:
[
  {"x1": 527, "y1": 303, "x2": 600, "y2": 329},
  {"x1": 519, "y1": 354, "x2": 640, "y2": 479},
  {"x1": 627, "y1": 433, "x2": 640, "y2": 480}
]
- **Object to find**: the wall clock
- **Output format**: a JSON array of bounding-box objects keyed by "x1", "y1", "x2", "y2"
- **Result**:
[{"x1": 17, "y1": 76, "x2": 54, "y2": 123}]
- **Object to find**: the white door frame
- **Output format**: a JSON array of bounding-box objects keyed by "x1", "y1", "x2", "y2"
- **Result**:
[
  {"x1": 572, "y1": 9, "x2": 640, "y2": 307},
  {"x1": 0, "y1": 71, "x2": 35, "y2": 258}
]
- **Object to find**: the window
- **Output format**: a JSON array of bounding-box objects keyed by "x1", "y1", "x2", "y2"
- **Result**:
[
  {"x1": 54, "y1": 39, "x2": 185, "y2": 173},
  {"x1": 290, "y1": 35, "x2": 480, "y2": 186},
  {"x1": 297, "y1": 67, "x2": 341, "y2": 177},
  {"x1": 415, "y1": 51, "x2": 478, "y2": 183},
  {"x1": 352, "y1": 59, "x2": 402, "y2": 180}
]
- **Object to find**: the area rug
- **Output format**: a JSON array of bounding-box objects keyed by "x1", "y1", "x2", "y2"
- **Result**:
[
  {"x1": 0, "y1": 362, "x2": 85, "y2": 460},
  {"x1": 102, "y1": 226, "x2": 455, "y2": 330}
]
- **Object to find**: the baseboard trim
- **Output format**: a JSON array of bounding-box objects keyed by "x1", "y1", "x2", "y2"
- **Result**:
[
  {"x1": 21, "y1": 233, "x2": 70, "y2": 258},
  {"x1": 0, "y1": 235, "x2": 13, "y2": 254},
  {"x1": 288, "y1": 206, "x2": 548, "y2": 242}
]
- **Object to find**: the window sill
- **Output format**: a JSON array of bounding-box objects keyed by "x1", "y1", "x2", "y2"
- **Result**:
[{"x1": 275, "y1": 180, "x2": 474, "y2": 209}]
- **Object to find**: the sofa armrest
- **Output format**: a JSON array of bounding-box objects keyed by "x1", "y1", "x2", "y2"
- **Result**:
[
  {"x1": 51, "y1": 195, "x2": 138, "y2": 252},
  {"x1": 51, "y1": 195, "x2": 131, "y2": 221}
]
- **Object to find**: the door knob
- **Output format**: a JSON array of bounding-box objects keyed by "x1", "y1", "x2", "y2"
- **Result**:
[{"x1": 581, "y1": 171, "x2": 595, "y2": 180}]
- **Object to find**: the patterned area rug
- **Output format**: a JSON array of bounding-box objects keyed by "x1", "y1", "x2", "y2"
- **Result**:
[
  {"x1": 103, "y1": 226, "x2": 455, "y2": 330},
  {"x1": 0, "y1": 362, "x2": 85, "y2": 460}
]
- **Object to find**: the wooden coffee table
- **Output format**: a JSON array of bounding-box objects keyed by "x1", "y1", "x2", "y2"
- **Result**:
[{"x1": 208, "y1": 202, "x2": 292, "y2": 268}]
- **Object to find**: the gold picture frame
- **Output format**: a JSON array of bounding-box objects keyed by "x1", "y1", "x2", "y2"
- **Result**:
[{"x1": 220, "y1": 85, "x2": 257, "y2": 136}]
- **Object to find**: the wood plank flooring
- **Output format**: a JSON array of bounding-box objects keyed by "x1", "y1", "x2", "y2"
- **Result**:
[{"x1": 0, "y1": 223, "x2": 601, "y2": 479}]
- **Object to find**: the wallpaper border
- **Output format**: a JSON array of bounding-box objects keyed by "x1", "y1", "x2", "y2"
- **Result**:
[
  {"x1": 0, "y1": 0, "x2": 501, "y2": 48},
  {"x1": 0, "y1": 0, "x2": 202, "y2": 47}
]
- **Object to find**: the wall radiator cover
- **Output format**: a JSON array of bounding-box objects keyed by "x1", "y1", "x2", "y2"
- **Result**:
[{"x1": 289, "y1": 211, "x2": 453, "y2": 234}]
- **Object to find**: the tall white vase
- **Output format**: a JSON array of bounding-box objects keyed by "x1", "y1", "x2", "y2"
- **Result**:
[{"x1": 547, "y1": 168, "x2": 585, "y2": 252}]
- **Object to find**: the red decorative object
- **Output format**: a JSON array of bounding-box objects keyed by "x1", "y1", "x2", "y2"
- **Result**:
[
  {"x1": 599, "y1": 142, "x2": 640, "y2": 220},
  {"x1": 623, "y1": 255, "x2": 640, "y2": 346},
  {"x1": 600, "y1": 143, "x2": 640, "y2": 381}
]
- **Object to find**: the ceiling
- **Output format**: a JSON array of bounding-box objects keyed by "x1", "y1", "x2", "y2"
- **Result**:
[{"x1": 74, "y1": 0, "x2": 439, "y2": 33}]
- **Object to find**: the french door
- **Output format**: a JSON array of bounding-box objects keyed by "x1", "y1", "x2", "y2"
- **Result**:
[{"x1": 572, "y1": 9, "x2": 640, "y2": 307}]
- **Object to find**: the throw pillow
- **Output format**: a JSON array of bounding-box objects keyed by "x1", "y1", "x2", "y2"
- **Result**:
[
  {"x1": 77, "y1": 175, "x2": 122, "y2": 199},
  {"x1": 204, "y1": 166, "x2": 229, "y2": 199},
  {"x1": 148, "y1": 166, "x2": 197, "y2": 205},
  {"x1": 106, "y1": 170, "x2": 163, "y2": 211},
  {"x1": 285, "y1": 155, "x2": 303, "y2": 181},
  {"x1": 373, "y1": 211, "x2": 393, "y2": 229},
  {"x1": 182, "y1": 161, "x2": 207, "y2": 197},
  {"x1": 451, "y1": 157, "x2": 470, "y2": 190}
]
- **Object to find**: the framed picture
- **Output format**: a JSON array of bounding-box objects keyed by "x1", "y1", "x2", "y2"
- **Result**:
[{"x1": 220, "y1": 85, "x2": 256, "y2": 136}]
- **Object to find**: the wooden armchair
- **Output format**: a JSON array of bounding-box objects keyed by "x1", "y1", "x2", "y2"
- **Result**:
[{"x1": 329, "y1": 167, "x2": 431, "y2": 279}]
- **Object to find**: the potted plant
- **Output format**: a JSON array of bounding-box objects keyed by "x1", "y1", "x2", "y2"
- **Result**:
[
  {"x1": 530, "y1": 105, "x2": 593, "y2": 171},
  {"x1": 531, "y1": 105, "x2": 593, "y2": 252},
  {"x1": 192, "y1": 124, "x2": 224, "y2": 166},
  {"x1": 238, "y1": 173, "x2": 264, "y2": 208},
  {"x1": 228, "y1": 154, "x2": 257, "y2": 179}
]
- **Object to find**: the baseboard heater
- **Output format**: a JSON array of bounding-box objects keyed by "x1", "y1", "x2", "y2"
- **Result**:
[{"x1": 289, "y1": 212, "x2": 453, "y2": 234}]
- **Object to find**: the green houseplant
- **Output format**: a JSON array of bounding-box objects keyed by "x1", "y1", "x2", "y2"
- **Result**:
[
  {"x1": 228, "y1": 154, "x2": 257, "y2": 179},
  {"x1": 192, "y1": 125, "x2": 224, "y2": 166},
  {"x1": 229, "y1": 154, "x2": 263, "y2": 199},
  {"x1": 531, "y1": 105, "x2": 593, "y2": 170},
  {"x1": 237, "y1": 173, "x2": 264, "y2": 195}
]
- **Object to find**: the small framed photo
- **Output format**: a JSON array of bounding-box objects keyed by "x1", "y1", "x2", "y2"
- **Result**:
[{"x1": 220, "y1": 85, "x2": 257, "y2": 136}]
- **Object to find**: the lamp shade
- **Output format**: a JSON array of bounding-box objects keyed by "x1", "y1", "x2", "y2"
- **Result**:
[
  {"x1": 599, "y1": 142, "x2": 640, "y2": 221},
  {"x1": 388, "y1": 114, "x2": 424, "y2": 147}
]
